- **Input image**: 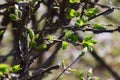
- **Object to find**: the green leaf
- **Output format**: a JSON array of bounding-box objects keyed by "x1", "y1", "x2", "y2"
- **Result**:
[
  {"x1": 32, "y1": 8, "x2": 36, "y2": 13},
  {"x1": 70, "y1": 35, "x2": 79, "y2": 42},
  {"x1": 62, "y1": 41, "x2": 69, "y2": 50},
  {"x1": 38, "y1": 44, "x2": 47, "y2": 51},
  {"x1": 15, "y1": 9, "x2": 22, "y2": 18},
  {"x1": 48, "y1": 35, "x2": 56, "y2": 43},
  {"x1": 78, "y1": 71, "x2": 85, "y2": 80},
  {"x1": 64, "y1": 30, "x2": 79, "y2": 42},
  {"x1": 75, "y1": 11, "x2": 80, "y2": 17},
  {"x1": 87, "y1": 68, "x2": 93, "y2": 77},
  {"x1": 67, "y1": 9, "x2": 76, "y2": 18},
  {"x1": 68, "y1": 68, "x2": 76, "y2": 73},
  {"x1": 69, "y1": 0, "x2": 80, "y2": 3},
  {"x1": 66, "y1": 8, "x2": 80, "y2": 18},
  {"x1": 29, "y1": 41, "x2": 36, "y2": 48},
  {"x1": 12, "y1": 64, "x2": 21, "y2": 73},
  {"x1": 9, "y1": 14, "x2": 19, "y2": 21},
  {"x1": 0, "y1": 30, "x2": 4, "y2": 36},
  {"x1": 83, "y1": 42, "x2": 94, "y2": 46},
  {"x1": 76, "y1": 16, "x2": 88, "y2": 26},
  {"x1": 61, "y1": 60, "x2": 65, "y2": 69},
  {"x1": 81, "y1": 47, "x2": 88, "y2": 56},
  {"x1": 87, "y1": 46, "x2": 93, "y2": 51},
  {"x1": 0, "y1": 64, "x2": 10, "y2": 74},
  {"x1": 84, "y1": 36, "x2": 92, "y2": 41},
  {"x1": 35, "y1": 34, "x2": 39, "y2": 40},
  {"x1": 82, "y1": 36, "x2": 97, "y2": 47},
  {"x1": 86, "y1": 8, "x2": 99, "y2": 17},
  {"x1": 0, "y1": 71, "x2": 3, "y2": 76},
  {"x1": 65, "y1": 30, "x2": 74, "y2": 38},
  {"x1": 93, "y1": 23, "x2": 105, "y2": 29},
  {"x1": 28, "y1": 29, "x2": 35, "y2": 41},
  {"x1": 14, "y1": 4, "x2": 22, "y2": 18}
]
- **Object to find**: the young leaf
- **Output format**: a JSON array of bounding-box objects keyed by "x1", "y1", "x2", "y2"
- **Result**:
[
  {"x1": 66, "y1": 8, "x2": 80, "y2": 18},
  {"x1": 70, "y1": 35, "x2": 79, "y2": 42},
  {"x1": 78, "y1": 71, "x2": 85, "y2": 80},
  {"x1": 14, "y1": 4, "x2": 22, "y2": 18},
  {"x1": 75, "y1": 11, "x2": 80, "y2": 17},
  {"x1": 0, "y1": 72, "x2": 3, "y2": 76},
  {"x1": 38, "y1": 44, "x2": 47, "y2": 51},
  {"x1": 61, "y1": 60, "x2": 65, "y2": 69},
  {"x1": 15, "y1": 9, "x2": 22, "y2": 18},
  {"x1": 0, "y1": 30, "x2": 4, "y2": 36},
  {"x1": 64, "y1": 31, "x2": 79, "y2": 42},
  {"x1": 76, "y1": 16, "x2": 88, "y2": 26},
  {"x1": 87, "y1": 46, "x2": 93, "y2": 51},
  {"x1": 9, "y1": 14, "x2": 19, "y2": 21},
  {"x1": 82, "y1": 36, "x2": 97, "y2": 47},
  {"x1": 48, "y1": 35, "x2": 56, "y2": 43},
  {"x1": 0, "y1": 64, "x2": 10, "y2": 74},
  {"x1": 64, "y1": 30, "x2": 74, "y2": 38},
  {"x1": 93, "y1": 23, "x2": 105, "y2": 29},
  {"x1": 35, "y1": 34, "x2": 39, "y2": 40},
  {"x1": 12, "y1": 64, "x2": 21, "y2": 73},
  {"x1": 69, "y1": 0, "x2": 80, "y2": 3},
  {"x1": 87, "y1": 68, "x2": 93, "y2": 77},
  {"x1": 86, "y1": 8, "x2": 99, "y2": 17},
  {"x1": 66, "y1": 8, "x2": 76, "y2": 18},
  {"x1": 81, "y1": 47, "x2": 88, "y2": 56},
  {"x1": 28, "y1": 29, "x2": 35, "y2": 41},
  {"x1": 32, "y1": 8, "x2": 36, "y2": 13},
  {"x1": 68, "y1": 68, "x2": 76, "y2": 73},
  {"x1": 62, "y1": 41, "x2": 69, "y2": 50},
  {"x1": 76, "y1": 19, "x2": 83, "y2": 26},
  {"x1": 29, "y1": 41, "x2": 36, "y2": 48}
]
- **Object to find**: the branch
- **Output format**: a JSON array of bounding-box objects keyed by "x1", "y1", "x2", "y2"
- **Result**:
[
  {"x1": 56, "y1": 50, "x2": 85, "y2": 80},
  {"x1": 74, "y1": 27, "x2": 120, "y2": 34},
  {"x1": 89, "y1": 49, "x2": 120, "y2": 80},
  {"x1": 88, "y1": 8, "x2": 114, "y2": 21},
  {"x1": 28, "y1": 65, "x2": 60, "y2": 80},
  {"x1": 85, "y1": 0, "x2": 120, "y2": 10},
  {"x1": 76, "y1": 34, "x2": 120, "y2": 80},
  {"x1": 0, "y1": 3, "x2": 14, "y2": 9},
  {"x1": 41, "y1": 43, "x2": 61, "y2": 68},
  {"x1": 59, "y1": 25, "x2": 120, "y2": 34}
]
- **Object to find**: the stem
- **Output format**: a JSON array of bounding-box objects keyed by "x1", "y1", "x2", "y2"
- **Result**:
[{"x1": 56, "y1": 51, "x2": 84, "y2": 80}]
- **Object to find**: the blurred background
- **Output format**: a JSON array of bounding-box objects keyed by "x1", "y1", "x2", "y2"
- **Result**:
[{"x1": 0, "y1": 0, "x2": 120, "y2": 80}]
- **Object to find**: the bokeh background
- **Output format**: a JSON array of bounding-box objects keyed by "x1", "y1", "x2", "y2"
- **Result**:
[{"x1": 0, "y1": 0, "x2": 120, "y2": 80}]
